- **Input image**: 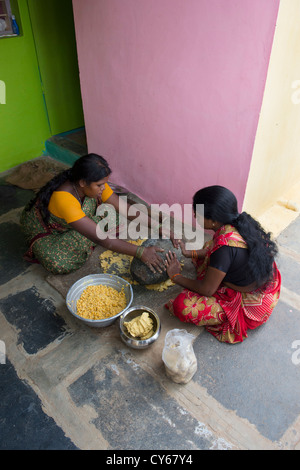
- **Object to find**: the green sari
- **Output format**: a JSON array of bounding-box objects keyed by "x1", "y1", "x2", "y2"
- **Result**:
[{"x1": 20, "y1": 197, "x2": 115, "y2": 274}]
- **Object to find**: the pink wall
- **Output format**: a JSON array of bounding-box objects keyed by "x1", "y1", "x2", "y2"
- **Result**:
[{"x1": 72, "y1": 0, "x2": 279, "y2": 208}]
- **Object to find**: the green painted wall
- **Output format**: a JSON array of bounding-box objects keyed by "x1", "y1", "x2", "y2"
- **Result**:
[
  {"x1": 0, "y1": 0, "x2": 51, "y2": 172},
  {"x1": 0, "y1": 0, "x2": 84, "y2": 172},
  {"x1": 28, "y1": 0, "x2": 84, "y2": 135}
]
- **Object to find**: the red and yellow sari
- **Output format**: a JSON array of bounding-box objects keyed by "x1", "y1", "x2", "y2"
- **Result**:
[{"x1": 166, "y1": 225, "x2": 281, "y2": 344}]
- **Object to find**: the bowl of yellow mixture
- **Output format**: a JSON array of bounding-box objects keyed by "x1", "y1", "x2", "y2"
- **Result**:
[
  {"x1": 119, "y1": 306, "x2": 161, "y2": 349},
  {"x1": 66, "y1": 274, "x2": 133, "y2": 327}
]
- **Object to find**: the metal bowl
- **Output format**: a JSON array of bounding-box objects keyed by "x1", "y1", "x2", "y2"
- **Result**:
[
  {"x1": 119, "y1": 305, "x2": 161, "y2": 349},
  {"x1": 66, "y1": 274, "x2": 133, "y2": 327}
]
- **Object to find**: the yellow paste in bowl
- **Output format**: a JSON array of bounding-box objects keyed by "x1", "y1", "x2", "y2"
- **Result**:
[{"x1": 124, "y1": 311, "x2": 154, "y2": 340}]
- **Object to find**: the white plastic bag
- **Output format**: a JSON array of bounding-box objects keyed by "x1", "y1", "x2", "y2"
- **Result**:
[{"x1": 162, "y1": 329, "x2": 197, "y2": 384}]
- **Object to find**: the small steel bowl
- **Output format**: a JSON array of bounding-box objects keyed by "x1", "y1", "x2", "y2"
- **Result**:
[
  {"x1": 119, "y1": 305, "x2": 161, "y2": 349},
  {"x1": 66, "y1": 274, "x2": 133, "y2": 327}
]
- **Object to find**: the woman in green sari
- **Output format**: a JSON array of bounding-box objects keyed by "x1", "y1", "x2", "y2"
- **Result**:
[{"x1": 21, "y1": 153, "x2": 167, "y2": 274}]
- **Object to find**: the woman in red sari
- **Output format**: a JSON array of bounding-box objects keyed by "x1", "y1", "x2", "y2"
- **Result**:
[{"x1": 165, "y1": 186, "x2": 281, "y2": 344}]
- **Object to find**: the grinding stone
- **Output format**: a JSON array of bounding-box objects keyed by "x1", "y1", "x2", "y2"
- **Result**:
[{"x1": 130, "y1": 238, "x2": 182, "y2": 285}]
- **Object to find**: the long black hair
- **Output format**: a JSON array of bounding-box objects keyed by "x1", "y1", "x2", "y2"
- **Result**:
[
  {"x1": 26, "y1": 153, "x2": 111, "y2": 224},
  {"x1": 193, "y1": 185, "x2": 278, "y2": 286}
]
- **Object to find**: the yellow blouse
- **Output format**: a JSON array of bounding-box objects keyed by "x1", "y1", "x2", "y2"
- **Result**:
[{"x1": 48, "y1": 183, "x2": 113, "y2": 223}]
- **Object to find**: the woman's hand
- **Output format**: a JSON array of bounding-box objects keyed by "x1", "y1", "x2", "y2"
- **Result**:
[
  {"x1": 165, "y1": 251, "x2": 182, "y2": 278},
  {"x1": 179, "y1": 241, "x2": 208, "y2": 263},
  {"x1": 141, "y1": 246, "x2": 165, "y2": 273}
]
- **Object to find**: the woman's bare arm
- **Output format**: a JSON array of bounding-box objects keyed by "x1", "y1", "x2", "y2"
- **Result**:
[
  {"x1": 70, "y1": 216, "x2": 165, "y2": 272},
  {"x1": 165, "y1": 251, "x2": 226, "y2": 297},
  {"x1": 105, "y1": 193, "x2": 179, "y2": 247}
]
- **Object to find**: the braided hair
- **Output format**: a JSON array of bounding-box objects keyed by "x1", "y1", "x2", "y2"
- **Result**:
[
  {"x1": 192, "y1": 185, "x2": 278, "y2": 287},
  {"x1": 26, "y1": 153, "x2": 111, "y2": 224}
]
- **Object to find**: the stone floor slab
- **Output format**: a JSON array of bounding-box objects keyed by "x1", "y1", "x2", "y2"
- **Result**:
[
  {"x1": 277, "y1": 215, "x2": 300, "y2": 253},
  {"x1": 0, "y1": 184, "x2": 34, "y2": 216},
  {"x1": 0, "y1": 287, "x2": 68, "y2": 354},
  {"x1": 68, "y1": 349, "x2": 217, "y2": 450},
  {"x1": 0, "y1": 222, "x2": 29, "y2": 285},
  {"x1": 192, "y1": 299, "x2": 300, "y2": 442},
  {"x1": 277, "y1": 251, "x2": 300, "y2": 293},
  {"x1": 0, "y1": 360, "x2": 77, "y2": 450}
]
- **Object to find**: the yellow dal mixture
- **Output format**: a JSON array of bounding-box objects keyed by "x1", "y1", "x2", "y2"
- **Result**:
[
  {"x1": 99, "y1": 239, "x2": 180, "y2": 292},
  {"x1": 76, "y1": 284, "x2": 127, "y2": 320},
  {"x1": 124, "y1": 311, "x2": 154, "y2": 340}
]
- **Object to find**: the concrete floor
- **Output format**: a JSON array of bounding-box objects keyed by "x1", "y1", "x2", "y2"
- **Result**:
[{"x1": 0, "y1": 163, "x2": 300, "y2": 451}]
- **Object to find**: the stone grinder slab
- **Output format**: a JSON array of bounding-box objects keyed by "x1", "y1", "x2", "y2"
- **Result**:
[{"x1": 130, "y1": 238, "x2": 182, "y2": 285}]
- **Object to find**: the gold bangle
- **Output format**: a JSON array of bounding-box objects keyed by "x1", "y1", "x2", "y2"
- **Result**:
[{"x1": 135, "y1": 246, "x2": 144, "y2": 260}]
